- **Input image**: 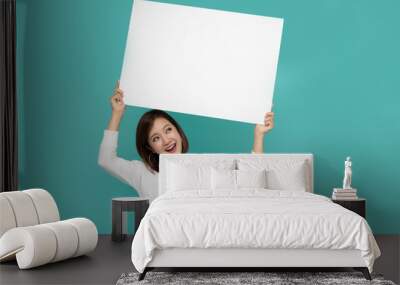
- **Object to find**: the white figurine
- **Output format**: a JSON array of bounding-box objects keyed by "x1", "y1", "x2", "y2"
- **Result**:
[{"x1": 342, "y1": 156, "x2": 352, "y2": 189}]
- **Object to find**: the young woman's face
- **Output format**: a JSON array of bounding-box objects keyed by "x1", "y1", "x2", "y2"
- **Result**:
[{"x1": 147, "y1": 117, "x2": 183, "y2": 154}]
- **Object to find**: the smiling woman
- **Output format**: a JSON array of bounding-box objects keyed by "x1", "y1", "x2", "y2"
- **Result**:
[
  {"x1": 135, "y1": 110, "x2": 189, "y2": 173},
  {"x1": 148, "y1": 121, "x2": 181, "y2": 153},
  {"x1": 98, "y1": 80, "x2": 274, "y2": 201}
]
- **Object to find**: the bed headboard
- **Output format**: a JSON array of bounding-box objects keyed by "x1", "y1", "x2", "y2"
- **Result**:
[{"x1": 159, "y1": 153, "x2": 314, "y2": 195}]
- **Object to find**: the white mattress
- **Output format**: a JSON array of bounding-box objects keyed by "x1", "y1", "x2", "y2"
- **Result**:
[{"x1": 131, "y1": 190, "x2": 380, "y2": 273}]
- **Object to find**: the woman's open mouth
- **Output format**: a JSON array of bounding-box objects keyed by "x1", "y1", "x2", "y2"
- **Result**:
[{"x1": 165, "y1": 143, "x2": 176, "y2": 153}]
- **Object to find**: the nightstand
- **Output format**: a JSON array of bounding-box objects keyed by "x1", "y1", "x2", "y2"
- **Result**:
[
  {"x1": 112, "y1": 197, "x2": 149, "y2": 242},
  {"x1": 332, "y1": 198, "x2": 366, "y2": 218}
]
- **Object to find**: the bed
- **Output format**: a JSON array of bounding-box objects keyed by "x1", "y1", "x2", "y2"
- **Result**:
[{"x1": 131, "y1": 153, "x2": 381, "y2": 281}]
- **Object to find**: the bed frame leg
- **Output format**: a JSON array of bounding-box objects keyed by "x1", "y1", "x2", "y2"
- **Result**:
[
  {"x1": 354, "y1": 267, "x2": 371, "y2": 280},
  {"x1": 138, "y1": 268, "x2": 148, "y2": 281}
]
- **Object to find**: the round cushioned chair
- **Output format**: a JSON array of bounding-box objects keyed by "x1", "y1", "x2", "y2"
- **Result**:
[{"x1": 0, "y1": 188, "x2": 98, "y2": 269}]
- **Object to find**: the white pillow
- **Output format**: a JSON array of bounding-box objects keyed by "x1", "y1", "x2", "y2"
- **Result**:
[
  {"x1": 236, "y1": 169, "x2": 267, "y2": 189},
  {"x1": 237, "y1": 158, "x2": 310, "y2": 191},
  {"x1": 211, "y1": 168, "x2": 268, "y2": 190},
  {"x1": 166, "y1": 160, "x2": 236, "y2": 192},
  {"x1": 265, "y1": 168, "x2": 307, "y2": 191},
  {"x1": 211, "y1": 168, "x2": 236, "y2": 190},
  {"x1": 166, "y1": 162, "x2": 210, "y2": 191}
]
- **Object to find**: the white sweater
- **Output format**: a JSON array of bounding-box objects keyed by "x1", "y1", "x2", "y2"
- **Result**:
[{"x1": 98, "y1": 130, "x2": 159, "y2": 202}]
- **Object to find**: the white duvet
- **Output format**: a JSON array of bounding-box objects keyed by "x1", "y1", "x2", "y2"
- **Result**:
[{"x1": 131, "y1": 189, "x2": 380, "y2": 273}]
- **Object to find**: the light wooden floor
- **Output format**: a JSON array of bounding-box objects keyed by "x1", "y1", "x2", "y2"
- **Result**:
[{"x1": 0, "y1": 235, "x2": 398, "y2": 285}]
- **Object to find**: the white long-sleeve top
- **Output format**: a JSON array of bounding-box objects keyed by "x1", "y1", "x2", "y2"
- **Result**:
[{"x1": 98, "y1": 130, "x2": 159, "y2": 202}]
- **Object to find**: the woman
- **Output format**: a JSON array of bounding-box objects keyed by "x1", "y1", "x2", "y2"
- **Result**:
[{"x1": 98, "y1": 81, "x2": 274, "y2": 201}]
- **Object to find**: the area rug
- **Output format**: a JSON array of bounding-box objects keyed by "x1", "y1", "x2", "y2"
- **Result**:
[{"x1": 116, "y1": 271, "x2": 396, "y2": 285}]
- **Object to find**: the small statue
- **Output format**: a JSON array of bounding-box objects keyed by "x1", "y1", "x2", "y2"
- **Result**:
[{"x1": 342, "y1": 156, "x2": 352, "y2": 189}]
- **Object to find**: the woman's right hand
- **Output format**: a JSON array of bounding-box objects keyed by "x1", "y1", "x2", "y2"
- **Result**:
[{"x1": 110, "y1": 80, "x2": 125, "y2": 115}]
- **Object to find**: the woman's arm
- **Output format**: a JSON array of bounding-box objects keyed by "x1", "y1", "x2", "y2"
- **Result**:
[
  {"x1": 252, "y1": 112, "x2": 274, "y2": 153},
  {"x1": 98, "y1": 129, "x2": 143, "y2": 191},
  {"x1": 108, "y1": 80, "x2": 125, "y2": 131},
  {"x1": 108, "y1": 112, "x2": 123, "y2": 131},
  {"x1": 252, "y1": 132, "x2": 265, "y2": 154},
  {"x1": 98, "y1": 80, "x2": 143, "y2": 192}
]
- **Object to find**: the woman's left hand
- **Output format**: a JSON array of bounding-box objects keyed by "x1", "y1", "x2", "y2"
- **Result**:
[{"x1": 255, "y1": 112, "x2": 274, "y2": 136}]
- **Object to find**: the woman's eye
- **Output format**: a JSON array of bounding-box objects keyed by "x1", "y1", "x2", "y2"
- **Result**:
[
  {"x1": 166, "y1": 127, "x2": 172, "y2": 133},
  {"x1": 153, "y1": 137, "x2": 159, "y2": 142}
]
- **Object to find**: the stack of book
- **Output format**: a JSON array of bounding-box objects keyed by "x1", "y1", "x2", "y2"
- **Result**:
[{"x1": 332, "y1": 188, "x2": 358, "y2": 200}]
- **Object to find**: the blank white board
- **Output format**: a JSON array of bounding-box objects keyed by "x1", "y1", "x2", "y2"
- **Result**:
[{"x1": 120, "y1": 0, "x2": 283, "y2": 124}]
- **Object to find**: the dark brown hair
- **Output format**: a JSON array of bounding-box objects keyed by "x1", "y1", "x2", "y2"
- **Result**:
[{"x1": 136, "y1": 109, "x2": 189, "y2": 173}]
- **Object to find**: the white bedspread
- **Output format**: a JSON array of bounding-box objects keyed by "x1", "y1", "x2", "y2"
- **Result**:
[{"x1": 131, "y1": 189, "x2": 380, "y2": 273}]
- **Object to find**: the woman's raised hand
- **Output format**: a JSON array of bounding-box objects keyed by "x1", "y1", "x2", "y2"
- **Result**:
[
  {"x1": 255, "y1": 112, "x2": 274, "y2": 136},
  {"x1": 110, "y1": 80, "x2": 125, "y2": 115}
]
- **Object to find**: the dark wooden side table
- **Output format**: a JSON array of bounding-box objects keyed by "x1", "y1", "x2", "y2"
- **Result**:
[
  {"x1": 112, "y1": 197, "x2": 149, "y2": 242},
  {"x1": 332, "y1": 198, "x2": 366, "y2": 218}
]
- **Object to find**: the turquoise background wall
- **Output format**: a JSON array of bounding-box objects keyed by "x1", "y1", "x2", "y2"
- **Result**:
[{"x1": 16, "y1": 0, "x2": 399, "y2": 234}]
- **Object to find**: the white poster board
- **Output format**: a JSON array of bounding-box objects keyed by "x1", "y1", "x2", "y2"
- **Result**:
[{"x1": 120, "y1": 0, "x2": 283, "y2": 124}]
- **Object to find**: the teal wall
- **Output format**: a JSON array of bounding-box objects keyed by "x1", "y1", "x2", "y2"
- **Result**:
[{"x1": 17, "y1": 0, "x2": 400, "y2": 234}]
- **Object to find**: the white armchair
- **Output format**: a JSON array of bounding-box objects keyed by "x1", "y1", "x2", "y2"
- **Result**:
[{"x1": 0, "y1": 188, "x2": 98, "y2": 269}]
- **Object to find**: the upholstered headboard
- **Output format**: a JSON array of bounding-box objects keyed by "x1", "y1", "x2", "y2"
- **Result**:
[{"x1": 159, "y1": 153, "x2": 314, "y2": 195}]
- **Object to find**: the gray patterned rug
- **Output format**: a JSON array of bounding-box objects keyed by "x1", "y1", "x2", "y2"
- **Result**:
[{"x1": 116, "y1": 271, "x2": 396, "y2": 285}]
